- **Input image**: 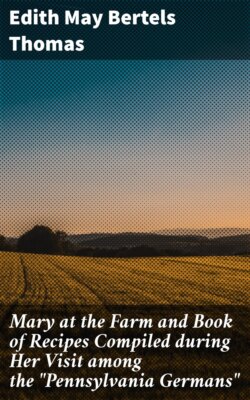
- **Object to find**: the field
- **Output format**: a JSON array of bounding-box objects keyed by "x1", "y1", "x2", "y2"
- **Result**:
[
  {"x1": 0, "y1": 252, "x2": 249, "y2": 305},
  {"x1": 0, "y1": 252, "x2": 249, "y2": 399}
]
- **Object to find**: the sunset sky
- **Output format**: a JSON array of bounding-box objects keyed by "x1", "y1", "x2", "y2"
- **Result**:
[{"x1": 1, "y1": 60, "x2": 249, "y2": 236}]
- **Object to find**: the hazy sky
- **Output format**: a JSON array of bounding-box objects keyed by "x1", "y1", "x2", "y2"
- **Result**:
[{"x1": 1, "y1": 60, "x2": 249, "y2": 236}]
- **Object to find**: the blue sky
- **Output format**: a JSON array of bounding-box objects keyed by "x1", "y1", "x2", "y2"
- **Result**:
[{"x1": 1, "y1": 60, "x2": 249, "y2": 235}]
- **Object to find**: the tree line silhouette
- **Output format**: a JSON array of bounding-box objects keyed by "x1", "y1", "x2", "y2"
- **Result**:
[
  {"x1": 0, "y1": 226, "x2": 71, "y2": 255},
  {"x1": 0, "y1": 225, "x2": 168, "y2": 257},
  {"x1": 1, "y1": 225, "x2": 249, "y2": 257}
]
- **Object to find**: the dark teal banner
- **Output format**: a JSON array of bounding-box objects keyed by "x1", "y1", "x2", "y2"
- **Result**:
[{"x1": 1, "y1": 0, "x2": 249, "y2": 59}]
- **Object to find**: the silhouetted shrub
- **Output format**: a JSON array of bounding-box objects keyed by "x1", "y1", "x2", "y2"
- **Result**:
[
  {"x1": 0, "y1": 234, "x2": 7, "y2": 251},
  {"x1": 17, "y1": 225, "x2": 60, "y2": 255}
]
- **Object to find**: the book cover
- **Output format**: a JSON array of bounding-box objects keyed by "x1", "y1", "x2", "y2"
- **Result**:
[{"x1": 0, "y1": 1, "x2": 249, "y2": 398}]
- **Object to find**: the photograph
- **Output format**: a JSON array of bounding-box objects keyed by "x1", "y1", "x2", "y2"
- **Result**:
[
  {"x1": 0, "y1": 2, "x2": 249, "y2": 397},
  {"x1": 1, "y1": 60, "x2": 249, "y2": 307}
]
